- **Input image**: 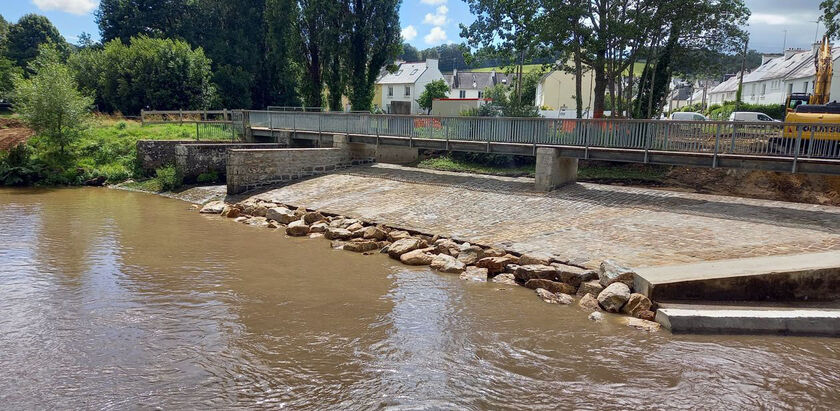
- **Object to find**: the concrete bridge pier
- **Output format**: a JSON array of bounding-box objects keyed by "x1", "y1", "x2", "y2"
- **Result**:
[
  {"x1": 333, "y1": 134, "x2": 418, "y2": 164},
  {"x1": 535, "y1": 147, "x2": 578, "y2": 191}
]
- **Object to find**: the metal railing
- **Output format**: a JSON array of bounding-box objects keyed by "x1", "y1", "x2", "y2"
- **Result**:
[
  {"x1": 244, "y1": 110, "x2": 840, "y2": 161},
  {"x1": 141, "y1": 109, "x2": 234, "y2": 125}
]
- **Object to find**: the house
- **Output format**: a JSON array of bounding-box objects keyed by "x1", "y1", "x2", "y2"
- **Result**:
[
  {"x1": 376, "y1": 59, "x2": 445, "y2": 114},
  {"x1": 430, "y1": 98, "x2": 490, "y2": 116},
  {"x1": 443, "y1": 70, "x2": 518, "y2": 99},
  {"x1": 708, "y1": 45, "x2": 840, "y2": 106},
  {"x1": 534, "y1": 67, "x2": 596, "y2": 118}
]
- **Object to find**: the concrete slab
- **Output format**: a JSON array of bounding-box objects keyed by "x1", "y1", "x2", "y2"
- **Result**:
[
  {"x1": 635, "y1": 251, "x2": 840, "y2": 302},
  {"x1": 656, "y1": 303, "x2": 840, "y2": 336}
]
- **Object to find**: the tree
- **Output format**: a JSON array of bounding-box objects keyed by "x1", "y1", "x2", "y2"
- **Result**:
[
  {"x1": 344, "y1": 0, "x2": 402, "y2": 111},
  {"x1": 461, "y1": 0, "x2": 547, "y2": 105},
  {"x1": 96, "y1": 0, "x2": 191, "y2": 43},
  {"x1": 259, "y1": 0, "x2": 301, "y2": 108},
  {"x1": 6, "y1": 14, "x2": 69, "y2": 69},
  {"x1": 298, "y1": 0, "x2": 346, "y2": 108},
  {"x1": 400, "y1": 43, "x2": 420, "y2": 62},
  {"x1": 823, "y1": 0, "x2": 840, "y2": 39},
  {"x1": 417, "y1": 79, "x2": 449, "y2": 113},
  {"x1": 13, "y1": 47, "x2": 92, "y2": 155},
  {"x1": 0, "y1": 15, "x2": 9, "y2": 52},
  {"x1": 0, "y1": 57, "x2": 23, "y2": 101},
  {"x1": 71, "y1": 36, "x2": 216, "y2": 114}
]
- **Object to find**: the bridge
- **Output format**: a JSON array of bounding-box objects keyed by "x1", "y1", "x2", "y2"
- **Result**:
[{"x1": 236, "y1": 110, "x2": 840, "y2": 190}]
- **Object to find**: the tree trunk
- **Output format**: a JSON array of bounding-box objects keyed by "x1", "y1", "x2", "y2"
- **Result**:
[
  {"x1": 592, "y1": 55, "x2": 607, "y2": 119},
  {"x1": 574, "y1": 34, "x2": 583, "y2": 118}
]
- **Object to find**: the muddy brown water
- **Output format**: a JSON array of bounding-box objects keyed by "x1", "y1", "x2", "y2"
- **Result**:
[{"x1": 1, "y1": 188, "x2": 839, "y2": 409}]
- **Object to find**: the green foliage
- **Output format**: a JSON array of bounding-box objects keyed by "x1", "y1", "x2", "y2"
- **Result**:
[
  {"x1": 0, "y1": 57, "x2": 23, "y2": 101},
  {"x1": 823, "y1": 0, "x2": 840, "y2": 40},
  {"x1": 154, "y1": 165, "x2": 181, "y2": 191},
  {"x1": 346, "y1": 0, "x2": 402, "y2": 111},
  {"x1": 5, "y1": 14, "x2": 69, "y2": 69},
  {"x1": 0, "y1": 144, "x2": 45, "y2": 186},
  {"x1": 69, "y1": 36, "x2": 216, "y2": 114},
  {"x1": 12, "y1": 47, "x2": 93, "y2": 155},
  {"x1": 418, "y1": 154, "x2": 535, "y2": 177},
  {"x1": 469, "y1": 83, "x2": 540, "y2": 117},
  {"x1": 418, "y1": 80, "x2": 450, "y2": 113},
  {"x1": 196, "y1": 171, "x2": 220, "y2": 184},
  {"x1": 400, "y1": 43, "x2": 420, "y2": 62},
  {"x1": 706, "y1": 102, "x2": 785, "y2": 121}
]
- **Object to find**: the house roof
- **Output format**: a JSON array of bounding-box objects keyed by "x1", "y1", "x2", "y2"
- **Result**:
[
  {"x1": 711, "y1": 46, "x2": 840, "y2": 95},
  {"x1": 444, "y1": 71, "x2": 519, "y2": 90},
  {"x1": 709, "y1": 74, "x2": 742, "y2": 94},
  {"x1": 377, "y1": 62, "x2": 428, "y2": 85}
]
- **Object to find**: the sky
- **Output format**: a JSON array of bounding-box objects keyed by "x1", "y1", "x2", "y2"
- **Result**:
[{"x1": 0, "y1": 0, "x2": 830, "y2": 53}]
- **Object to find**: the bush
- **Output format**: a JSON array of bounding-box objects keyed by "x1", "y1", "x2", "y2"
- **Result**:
[
  {"x1": 196, "y1": 170, "x2": 219, "y2": 184},
  {"x1": 0, "y1": 144, "x2": 45, "y2": 186},
  {"x1": 706, "y1": 101, "x2": 785, "y2": 120},
  {"x1": 154, "y1": 165, "x2": 181, "y2": 191}
]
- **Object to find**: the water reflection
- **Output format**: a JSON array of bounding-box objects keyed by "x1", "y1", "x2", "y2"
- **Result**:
[{"x1": 0, "y1": 188, "x2": 839, "y2": 409}]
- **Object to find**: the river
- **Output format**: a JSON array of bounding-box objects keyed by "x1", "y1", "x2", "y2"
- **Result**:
[{"x1": 1, "y1": 187, "x2": 838, "y2": 409}]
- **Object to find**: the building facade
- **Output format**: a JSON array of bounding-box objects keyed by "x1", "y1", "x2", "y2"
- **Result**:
[{"x1": 377, "y1": 59, "x2": 445, "y2": 114}]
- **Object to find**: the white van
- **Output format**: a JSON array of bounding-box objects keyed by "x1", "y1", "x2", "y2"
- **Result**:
[
  {"x1": 670, "y1": 112, "x2": 707, "y2": 121},
  {"x1": 728, "y1": 111, "x2": 779, "y2": 122}
]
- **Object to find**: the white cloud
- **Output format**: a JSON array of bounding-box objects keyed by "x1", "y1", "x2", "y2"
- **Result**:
[
  {"x1": 423, "y1": 4, "x2": 449, "y2": 26},
  {"x1": 420, "y1": 0, "x2": 447, "y2": 5},
  {"x1": 423, "y1": 13, "x2": 447, "y2": 26},
  {"x1": 401, "y1": 25, "x2": 418, "y2": 41},
  {"x1": 749, "y1": 13, "x2": 794, "y2": 26},
  {"x1": 33, "y1": 0, "x2": 97, "y2": 15},
  {"x1": 424, "y1": 26, "x2": 447, "y2": 45}
]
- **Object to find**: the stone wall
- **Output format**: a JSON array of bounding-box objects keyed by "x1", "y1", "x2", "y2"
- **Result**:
[
  {"x1": 227, "y1": 148, "x2": 370, "y2": 194},
  {"x1": 136, "y1": 140, "x2": 202, "y2": 175},
  {"x1": 175, "y1": 143, "x2": 285, "y2": 182}
]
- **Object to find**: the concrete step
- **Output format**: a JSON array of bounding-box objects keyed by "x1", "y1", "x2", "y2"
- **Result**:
[
  {"x1": 656, "y1": 302, "x2": 840, "y2": 336},
  {"x1": 634, "y1": 251, "x2": 840, "y2": 302}
]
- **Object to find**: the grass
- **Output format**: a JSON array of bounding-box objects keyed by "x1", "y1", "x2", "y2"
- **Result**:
[{"x1": 417, "y1": 154, "x2": 669, "y2": 184}]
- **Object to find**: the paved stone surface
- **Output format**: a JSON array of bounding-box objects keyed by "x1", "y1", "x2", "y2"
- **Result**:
[{"x1": 244, "y1": 164, "x2": 840, "y2": 268}]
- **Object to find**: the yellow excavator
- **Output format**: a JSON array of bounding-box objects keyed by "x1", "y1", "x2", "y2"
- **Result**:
[{"x1": 782, "y1": 35, "x2": 840, "y2": 148}]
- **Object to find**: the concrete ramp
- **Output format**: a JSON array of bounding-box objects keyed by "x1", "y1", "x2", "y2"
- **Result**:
[
  {"x1": 634, "y1": 251, "x2": 840, "y2": 302},
  {"x1": 656, "y1": 303, "x2": 840, "y2": 336}
]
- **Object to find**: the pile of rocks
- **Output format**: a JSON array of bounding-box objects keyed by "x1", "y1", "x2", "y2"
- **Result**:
[{"x1": 199, "y1": 199, "x2": 661, "y2": 332}]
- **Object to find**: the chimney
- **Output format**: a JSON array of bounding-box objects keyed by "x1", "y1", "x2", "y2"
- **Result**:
[
  {"x1": 760, "y1": 53, "x2": 782, "y2": 65},
  {"x1": 426, "y1": 58, "x2": 439, "y2": 71},
  {"x1": 784, "y1": 48, "x2": 807, "y2": 59}
]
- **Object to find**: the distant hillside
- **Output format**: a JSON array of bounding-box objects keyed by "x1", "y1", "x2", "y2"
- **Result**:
[{"x1": 464, "y1": 62, "x2": 646, "y2": 76}]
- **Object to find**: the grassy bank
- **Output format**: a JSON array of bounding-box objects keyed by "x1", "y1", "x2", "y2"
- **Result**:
[
  {"x1": 417, "y1": 155, "x2": 668, "y2": 184},
  {"x1": 1, "y1": 116, "x2": 224, "y2": 187}
]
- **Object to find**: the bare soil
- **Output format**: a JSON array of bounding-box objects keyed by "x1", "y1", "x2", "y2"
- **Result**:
[{"x1": 0, "y1": 118, "x2": 34, "y2": 151}]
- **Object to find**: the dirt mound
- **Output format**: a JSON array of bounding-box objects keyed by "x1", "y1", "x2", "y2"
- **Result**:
[
  {"x1": 665, "y1": 167, "x2": 840, "y2": 206},
  {"x1": 0, "y1": 119, "x2": 35, "y2": 151}
]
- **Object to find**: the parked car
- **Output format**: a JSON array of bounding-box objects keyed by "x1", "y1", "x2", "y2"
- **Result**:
[
  {"x1": 729, "y1": 111, "x2": 780, "y2": 122},
  {"x1": 670, "y1": 112, "x2": 707, "y2": 121}
]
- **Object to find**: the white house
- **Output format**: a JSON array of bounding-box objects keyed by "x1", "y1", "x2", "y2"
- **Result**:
[
  {"x1": 708, "y1": 46, "x2": 840, "y2": 106},
  {"x1": 377, "y1": 59, "x2": 445, "y2": 114},
  {"x1": 443, "y1": 70, "x2": 517, "y2": 99}
]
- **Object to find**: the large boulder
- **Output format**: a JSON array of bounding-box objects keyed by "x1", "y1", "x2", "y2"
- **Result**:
[
  {"x1": 621, "y1": 317, "x2": 661, "y2": 332},
  {"x1": 309, "y1": 222, "x2": 329, "y2": 233},
  {"x1": 362, "y1": 226, "x2": 388, "y2": 241},
  {"x1": 460, "y1": 266, "x2": 488, "y2": 282},
  {"x1": 344, "y1": 240, "x2": 381, "y2": 253},
  {"x1": 400, "y1": 249, "x2": 435, "y2": 265},
  {"x1": 388, "y1": 230, "x2": 411, "y2": 241},
  {"x1": 199, "y1": 201, "x2": 226, "y2": 214},
  {"x1": 286, "y1": 220, "x2": 310, "y2": 236},
  {"x1": 576, "y1": 280, "x2": 604, "y2": 298},
  {"x1": 347, "y1": 222, "x2": 364, "y2": 232},
  {"x1": 476, "y1": 256, "x2": 517, "y2": 275},
  {"x1": 324, "y1": 227, "x2": 354, "y2": 240},
  {"x1": 597, "y1": 283, "x2": 631, "y2": 313},
  {"x1": 524, "y1": 279, "x2": 575, "y2": 295},
  {"x1": 434, "y1": 239, "x2": 461, "y2": 256},
  {"x1": 221, "y1": 206, "x2": 240, "y2": 218},
  {"x1": 492, "y1": 273, "x2": 518, "y2": 286},
  {"x1": 519, "y1": 253, "x2": 551, "y2": 266},
  {"x1": 555, "y1": 264, "x2": 598, "y2": 287},
  {"x1": 535, "y1": 288, "x2": 573, "y2": 305},
  {"x1": 430, "y1": 254, "x2": 466, "y2": 274},
  {"x1": 483, "y1": 248, "x2": 507, "y2": 257},
  {"x1": 266, "y1": 207, "x2": 297, "y2": 224},
  {"x1": 578, "y1": 293, "x2": 601, "y2": 311},
  {"x1": 514, "y1": 265, "x2": 559, "y2": 282},
  {"x1": 456, "y1": 246, "x2": 484, "y2": 265},
  {"x1": 622, "y1": 293, "x2": 653, "y2": 318},
  {"x1": 303, "y1": 211, "x2": 326, "y2": 225},
  {"x1": 598, "y1": 259, "x2": 636, "y2": 288},
  {"x1": 253, "y1": 205, "x2": 268, "y2": 217},
  {"x1": 388, "y1": 238, "x2": 424, "y2": 259}
]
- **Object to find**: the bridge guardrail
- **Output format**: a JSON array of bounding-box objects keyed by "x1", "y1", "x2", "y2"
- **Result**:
[{"x1": 245, "y1": 111, "x2": 840, "y2": 162}]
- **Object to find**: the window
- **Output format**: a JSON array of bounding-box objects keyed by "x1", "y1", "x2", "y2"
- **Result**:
[
  {"x1": 787, "y1": 83, "x2": 793, "y2": 95},
  {"x1": 758, "y1": 114, "x2": 773, "y2": 121},
  {"x1": 459, "y1": 90, "x2": 466, "y2": 98},
  {"x1": 761, "y1": 84, "x2": 766, "y2": 96},
  {"x1": 804, "y1": 81, "x2": 809, "y2": 92},
  {"x1": 405, "y1": 86, "x2": 411, "y2": 96},
  {"x1": 388, "y1": 86, "x2": 393, "y2": 97},
  {"x1": 478, "y1": 91, "x2": 484, "y2": 98},
  {"x1": 410, "y1": 69, "x2": 418, "y2": 75}
]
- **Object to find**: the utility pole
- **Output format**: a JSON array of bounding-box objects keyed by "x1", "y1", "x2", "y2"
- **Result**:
[
  {"x1": 783, "y1": 30, "x2": 787, "y2": 52},
  {"x1": 736, "y1": 37, "x2": 748, "y2": 112}
]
